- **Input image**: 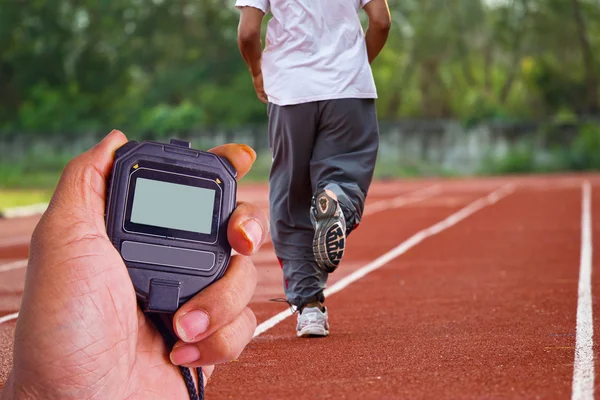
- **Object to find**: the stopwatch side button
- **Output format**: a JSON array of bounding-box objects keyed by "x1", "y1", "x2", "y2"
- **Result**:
[{"x1": 146, "y1": 278, "x2": 181, "y2": 313}]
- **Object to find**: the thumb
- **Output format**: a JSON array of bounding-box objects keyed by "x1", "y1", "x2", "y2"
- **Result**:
[{"x1": 42, "y1": 130, "x2": 128, "y2": 235}]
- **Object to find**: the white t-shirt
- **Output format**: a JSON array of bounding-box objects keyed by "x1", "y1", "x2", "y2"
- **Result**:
[{"x1": 235, "y1": 0, "x2": 378, "y2": 106}]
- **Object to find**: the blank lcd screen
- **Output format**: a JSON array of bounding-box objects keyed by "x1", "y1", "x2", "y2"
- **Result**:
[{"x1": 130, "y1": 178, "x2": 216, "y2": 234}]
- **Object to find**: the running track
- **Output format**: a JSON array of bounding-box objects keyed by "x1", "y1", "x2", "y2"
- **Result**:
[{"x1": 0, "y1": 175, "x2": 599, "y2": 399}]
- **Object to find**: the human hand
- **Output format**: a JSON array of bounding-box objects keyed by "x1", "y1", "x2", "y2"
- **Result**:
[
  {"x1": 252, "y1": 72, "x2": 268, "y2": 104},
  {"x1": 0, "y1": 131, "x2": 268, "y2": 400}
]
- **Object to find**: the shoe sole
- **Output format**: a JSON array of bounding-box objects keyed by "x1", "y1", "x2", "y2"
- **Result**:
[
  {"x1": 297, "y1": 324, "x2": 330, "y2": 338},
  {"x1": 312, "y1": 192, "x2": 346, "y2": 273}
]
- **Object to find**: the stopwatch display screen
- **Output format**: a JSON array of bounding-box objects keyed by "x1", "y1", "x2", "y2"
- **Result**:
[
  {"x1": 130, "y1": 178, "x2": 216, "y2": 234},
  {"x1": 123, "y1": 166, "x2": 222, "y2": 243}
]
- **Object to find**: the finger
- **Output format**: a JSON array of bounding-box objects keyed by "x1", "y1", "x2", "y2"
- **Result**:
[
  {"x1": 173, "y1": 255, "x2": 257, "y2": 343},
  {"x1": 208, "y1": 143, "x2": 256, "y2": 180},
  {"x1": 42, "y1": 130, "x2": 128, "y2": 231},
  {"x1": 227, "y1": 202, "x2": 269, "y2": 255},
  {"x1": 258, "y1": 91, "x2": 268, "y2": 104},
  {"x1": 170, "y1": 308, "x2": 256, "y2": 367}
]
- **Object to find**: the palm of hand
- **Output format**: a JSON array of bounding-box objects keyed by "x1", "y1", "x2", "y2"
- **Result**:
[{"x1": 12, "y1": 213, "x2": 196, "y2": 400}]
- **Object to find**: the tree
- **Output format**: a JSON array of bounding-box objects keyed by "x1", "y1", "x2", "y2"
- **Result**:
[{"x1": 1, "y1": 0, "x2": 599, "y2": 136}]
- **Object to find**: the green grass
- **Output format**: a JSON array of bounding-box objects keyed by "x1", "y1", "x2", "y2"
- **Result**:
[
  {"x1": 374, "y1": 159, "x2": 459, "y2": 179},
  {"x1": 0, "y1": 189, "x2": 53, "y2": 210},
  {"x1": 0, "y1": 161, "x2": 63, "y2": 189}
]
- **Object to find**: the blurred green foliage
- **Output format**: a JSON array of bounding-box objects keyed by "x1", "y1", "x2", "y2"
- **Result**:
[
  {"x1": 0, "y1": 0, "x2": 599, "y2": 190},
  {"x1": 0, "y1": 0, "x2": 267, "y2": 136},
  {"x1": 0, "y1": 0, "x2": 599, "y2": 136},
  {"x1": 483, "y1": 145, "x2": 537, "y2": 175},
  {"x1": 562, "y1": 122, "x2": 600, "y2": 170},
  {"x1": 481, "y1": 121, "x2": 600, "y2": 175}
]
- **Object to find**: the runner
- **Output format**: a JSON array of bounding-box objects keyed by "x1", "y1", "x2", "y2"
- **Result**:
[{"x1": 235, "y1": 0, "x2": 391, "y2": 337}]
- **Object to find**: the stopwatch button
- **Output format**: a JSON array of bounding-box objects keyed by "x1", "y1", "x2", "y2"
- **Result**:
[
  {"x1": 169, "y1": 139, "x2": 191, "y2": 148},
  {"x1": 114, "y1": 140, "x2": 139, "y2": 159},
  {"x1": 219, "y1": 156, "x2": 238, "y2": 179},
  {"x1": 147, "y1": 278, "x2": 181, "y2": 313}
]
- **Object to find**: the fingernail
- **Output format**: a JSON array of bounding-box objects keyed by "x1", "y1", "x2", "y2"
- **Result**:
[
  {"x1": 238, "y1": 144, "x2": 256, "y2": 163},
  {"x1": 170, "y1": 345, "x2": 200, "y2": 365},
  {"x1": 241, "y1": 218, "x2": 262, "y2": 252},
  {"x1": 176, "y1": 310, "x2": 210, "y2": 342},
  {"x1": 106, "y1": 129, "x2": 118, "y2": 138}
]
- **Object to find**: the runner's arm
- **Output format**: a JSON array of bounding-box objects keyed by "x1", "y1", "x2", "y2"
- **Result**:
[
  {"x1": 237, "y1": 6, "x2": 265, "y2": 77},
  {"x1": 363, "y1": 0, "x2": 391, "y2": 64}
]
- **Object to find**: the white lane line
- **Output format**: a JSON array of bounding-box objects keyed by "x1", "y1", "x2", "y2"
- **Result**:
[
  {"x1": 0, "y1": 312, "x2": 19, "y2": 325},
  {"x1": 0, "y1": 259, "x2": 28, "y2": 273},
  {"x1": 572, "y1": 181, "x2": 594, "y2": 400},
  {"x1": 0, "y1": 203, "x2": 48, "y2": 219},
  {"x1": 250, "y1": 184, "x2": 442, "y2": 247},
  {"x1": 253, "y1": 183, "x2": 516, "y2": 338},
  {"x1": 364, "y1": 184, "x2": 441, "y2": 216}
]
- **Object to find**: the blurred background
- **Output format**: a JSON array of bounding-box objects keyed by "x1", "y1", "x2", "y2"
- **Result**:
[{"x1": 0, "y1": 0, "x2": 599, "y2": 209}]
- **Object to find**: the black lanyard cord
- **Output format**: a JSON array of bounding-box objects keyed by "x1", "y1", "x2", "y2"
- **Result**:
[{"x1": 148, "y1": 313, "x2": 204, "y2": 400}]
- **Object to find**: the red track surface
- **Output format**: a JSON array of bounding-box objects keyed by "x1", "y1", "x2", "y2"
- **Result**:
[{"x1": 0, "y1": 175, "x2": 598, "y2": 399}]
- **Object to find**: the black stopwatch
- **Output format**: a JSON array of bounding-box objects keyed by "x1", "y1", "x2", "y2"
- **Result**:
[{"x1": 105, "y1": 139, "x2": 237, "y2": 314}]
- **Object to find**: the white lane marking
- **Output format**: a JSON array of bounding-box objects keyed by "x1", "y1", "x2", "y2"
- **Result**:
[
  {"x1": 253, "y1": 183, "x2": 516, "y2": 338},
  {"x1": 572, "y1": 181, "x2": 594, "y2": 400},
  {"x1": 0, "y1": 259, "x2": 28, "y2": 273},
  {"x1": 364, "y1": 184, "x2": 441, "y2": 216},
  {"x1": 250, "y1": 184, "x2": 442, "y2": 247},
  {"x1": 0, "y1": 203, "x2": 48, "y2": 219},
  {"x1": 0, "y1": 312, "x2": 19, "y2": 325}
]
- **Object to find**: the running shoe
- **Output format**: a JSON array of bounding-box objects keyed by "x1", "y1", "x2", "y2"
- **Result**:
[
  {"x1": 311, "y1": 189, "x2": 347, "y2": 273},
  {"x1": 296, "y1": 306, "x2": 329, "y2": 337}
]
